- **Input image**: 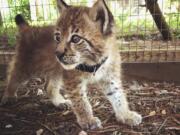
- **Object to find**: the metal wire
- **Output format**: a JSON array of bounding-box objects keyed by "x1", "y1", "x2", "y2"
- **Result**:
[{"x1": 0, "y1": 0, "x2": 179, "y2": 64}]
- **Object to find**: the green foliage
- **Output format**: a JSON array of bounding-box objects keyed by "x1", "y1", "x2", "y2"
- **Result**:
[
  {"x1": 0, "y1": 0, "x2": 179, "y2": 47},
  {"x1": 7, "y1": 0, "x2": 30, "y2": 21},
  {"x1": 0, "y1": 26, "x2": 17, "y2": 47},
  {"x1": 165, "y1": 13, "x2": 180, "y2": 29}
]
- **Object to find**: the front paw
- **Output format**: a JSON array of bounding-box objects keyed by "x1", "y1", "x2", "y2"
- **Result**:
[
  {"x1": 0, "y1": 95, "x2": 17, "y2": 106},
  {"x1": 125, "y1": 111, "x2": 142, "y2": 126},
  {"x1": 57, "y1": 100, "x2": 72, "y2": 110},
  {"x1": 78, "y1": 117, "x2": 102, "y2": 130},
  {"x1": 52, "y1": 98, "x2": 72, "y2": 109},
  {"x1": 116, "y1": 111, "x2": 142, "y2": 126}
]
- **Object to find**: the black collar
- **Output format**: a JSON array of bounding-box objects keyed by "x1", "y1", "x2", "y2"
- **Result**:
[{"x1": 75, "y1": 57, "x2": 108, "y2": 73}]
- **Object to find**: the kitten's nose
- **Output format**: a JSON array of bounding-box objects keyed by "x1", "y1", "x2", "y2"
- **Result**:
[{"x1": 55, "y1": 51, "x2": 65, "y2": 60}]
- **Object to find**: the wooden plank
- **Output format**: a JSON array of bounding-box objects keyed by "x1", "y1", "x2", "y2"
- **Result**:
[
  {"x1": 0, "y1": 64, "x2": 7, "y2": 80},
  {"x1": 0, "y1": 51, "x2": 14, "y2": 65},
  {"x1": 0, "y1": 50, "x2": 180, "y2": 82},
  {"x1": 1, "y1": 61, "x2": 180, "y2": 83},
  {"x1": 121, "y1": 50, "x2": 180, "y2": 62},
  {"x1": 1, "y1": 50, "x2": 180, "y2": 64},
  {"x1": 122, "y1": 62, "x2": 180, "y2": 83}
]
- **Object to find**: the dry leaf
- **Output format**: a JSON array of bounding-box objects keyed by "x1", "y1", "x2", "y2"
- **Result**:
[
  {"x1": 130, "y1": 81, "x2": 143, "y2": 91},
  {"x1": 37, "y1": 88, "x2": 43, "y2": 96},
  {"x1": 161, "y1": 110, "x2": 166, "y2": 115},
  {"x1": 5, "y1": 124, "x2": 13, "y2": 128},
  {"x1": 149, "y1": 111, "x2": 156, "y2": 116},
  {"x1": 79, "y1": 131, "x2": 88, "y2": 135},
  {"x1": 36, "y1": 129, "x2": 43, "y2": 135}
]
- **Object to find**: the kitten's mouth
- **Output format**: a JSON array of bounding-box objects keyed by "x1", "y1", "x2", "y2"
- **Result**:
[
  {"x1": 56, "y1": 56, "x2": 78, "y2": 70},
  {"x1": 60, "y1": 62, "x2": 78, "y2": 70},
  {"x1": 60, "y1": 59, "x2": 76, "y2": 65},
  {"x1": 75, "y1": 57, "x2": 108, "y2": 73}
]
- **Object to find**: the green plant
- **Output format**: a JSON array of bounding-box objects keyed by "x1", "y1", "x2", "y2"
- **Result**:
[
  {"x1": 0, "y1": 26, "x2": 17, "y2": 47},
  {"x1": 7, "y1": 0, "x2": 30, "y2": 21}
]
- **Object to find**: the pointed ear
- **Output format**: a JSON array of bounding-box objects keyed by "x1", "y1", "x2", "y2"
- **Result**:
[
  {"x1": 89, "y1": 0, "x2": 114, "y2": 35},
  {"x1": 57, "y1": 0, "x2": 68, "y2": 12},
  {"x1": 15, "y1": 14, "x2": 29, "y2": 32}
]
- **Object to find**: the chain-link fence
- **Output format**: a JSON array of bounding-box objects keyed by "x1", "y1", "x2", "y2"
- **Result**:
[{"x1": 0, "y1": 0, "x2": 180, "y2": 64}]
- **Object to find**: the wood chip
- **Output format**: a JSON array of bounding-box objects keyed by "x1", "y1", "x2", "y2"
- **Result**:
[
  {"x1": 36, "y1": 129, "x2": 44, "y2": 135},
  {"x1": 161, "y1": 110, "x2": 166, "y2": 115},
  {"x1": 149, "y1": 111, "x2": 156, "y2": 116},
  {"x1": 5, "y1": 124, "x2": 13, "y2": 128},
  {"x1": 79, "y1": 131, "x2": 88, "y2": 135},
  {"x1": 165, "y1": 126, "x2": 180, "y2": 130}
]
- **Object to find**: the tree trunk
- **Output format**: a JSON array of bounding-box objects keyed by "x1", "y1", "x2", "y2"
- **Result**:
[{"x1": 145, "y1": 0, "x2": 172, "y2": 40}]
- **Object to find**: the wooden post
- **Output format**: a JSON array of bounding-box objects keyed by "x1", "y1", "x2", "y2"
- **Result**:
[
  {"x1": 0, "y1": 11, "x2": 2, "y2": 26},
  {"x1": 145, "y1": 0, "x2": 172, "y2": 40}
]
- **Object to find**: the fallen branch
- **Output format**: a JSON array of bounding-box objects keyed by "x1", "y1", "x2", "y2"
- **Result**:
[
  {"x1": 37, "y1": 122, "x2": 57, "y2": 135},
  {"x1": 165, "y1": 126, "x2": 180, "y2": 130},
  {"x1": 156, "y1": 117, "x2": 170, "y2": 134}
]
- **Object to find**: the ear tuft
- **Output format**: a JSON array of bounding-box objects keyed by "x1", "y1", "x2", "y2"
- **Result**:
[
  {"x1": 57, "y1": 0, "x2": 68, "y2": 12},
  {"x1": 15, "y1": 14, "x2": 27, "y2": 26},
  {"x1": 90, "y1": 0, "x2": 114, "y2": 36},
  {"x1": 15, "y1": 14, "x2": 29, "y2": 32}
]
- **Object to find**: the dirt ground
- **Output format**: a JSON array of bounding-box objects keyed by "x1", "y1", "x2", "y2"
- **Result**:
[{"x1": 0, "y1": 78, "x2": 179, "y2": 135}]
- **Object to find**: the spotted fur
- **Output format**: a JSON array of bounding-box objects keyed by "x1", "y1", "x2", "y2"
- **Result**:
[
  {"x1": 54, "y1": 0, "x2": 142, "y2": 130},
  {"x1": 1, "y1": 0, "x2": 142, "y2": 130}
]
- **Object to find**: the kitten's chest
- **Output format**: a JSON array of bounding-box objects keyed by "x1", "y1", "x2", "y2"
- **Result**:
[
  {"x1": 89, "y1": 65, "x2": 111, "y2": 83},
  {"x1": 94, "y1": 67, "x2": 106, "y2": 81}
]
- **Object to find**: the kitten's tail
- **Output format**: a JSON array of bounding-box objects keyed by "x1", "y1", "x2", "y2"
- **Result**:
[{"x1": 15, "y1": 14, "x2": 29, "y2": 31}]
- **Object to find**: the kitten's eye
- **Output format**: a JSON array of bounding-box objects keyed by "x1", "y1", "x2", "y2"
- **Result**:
[
  {"x1": 54, "y1": 31, "x2": 61, "y2": 43},
  {"x1": 71, "y1": 35, "x2": 81, "y2": 44}
]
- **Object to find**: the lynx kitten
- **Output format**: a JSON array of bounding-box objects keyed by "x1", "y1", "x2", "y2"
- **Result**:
[{"x1": 2, "y1": 0, "x2": 142, "y2": 130}]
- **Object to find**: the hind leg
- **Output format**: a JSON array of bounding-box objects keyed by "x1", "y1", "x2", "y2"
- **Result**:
[
  {"x1": 1, "y1": 69, "x2": 27, "y2": 105},
  {"x1": 46, "y1": 76, "x2": 71, "y2": 108}
]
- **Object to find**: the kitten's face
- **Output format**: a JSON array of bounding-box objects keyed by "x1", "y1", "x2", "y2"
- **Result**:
[{"x1": 55, "y1": 0, "x2": 114, "y2": 70}]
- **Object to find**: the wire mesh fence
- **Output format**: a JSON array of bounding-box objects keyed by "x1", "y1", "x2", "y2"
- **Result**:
[{"x1": 0, "y1": 0, "x2": 179, "y2": 64}]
